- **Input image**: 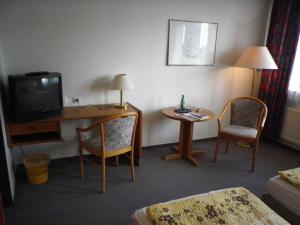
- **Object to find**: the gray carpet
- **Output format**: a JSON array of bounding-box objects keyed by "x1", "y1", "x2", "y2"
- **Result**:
[{"x1": 5, "y1": 139, "x2": 300, "y2": 225}]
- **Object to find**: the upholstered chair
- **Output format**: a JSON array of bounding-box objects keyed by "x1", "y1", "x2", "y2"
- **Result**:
[
  {"x1": 76, "y1": 112, "x2": 138, "y2": 192},
  {"x1": 214, "y1": 97, "x2": 268, "y2": 172}
]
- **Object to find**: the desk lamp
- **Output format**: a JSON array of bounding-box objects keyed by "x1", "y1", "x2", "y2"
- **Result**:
[
  {"x1": 235, "y1": 46, "x2": 278, "y2": 96},
  {"x1": 110, "y1": 74, "x2": 135, "y2": 109}
]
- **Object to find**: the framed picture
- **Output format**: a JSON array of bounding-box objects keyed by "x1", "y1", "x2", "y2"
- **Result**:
[{"x1": 167, "y1": 19, "x2": 218, "y2": 66}]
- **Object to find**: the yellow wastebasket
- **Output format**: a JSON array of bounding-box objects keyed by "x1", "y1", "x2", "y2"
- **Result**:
[{"x1": 23, "y1": 153, "x2": 50, "y2": 185}]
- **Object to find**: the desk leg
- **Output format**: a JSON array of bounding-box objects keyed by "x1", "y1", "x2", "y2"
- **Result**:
[{"x1": 134, "y1": 109, "x2": 143, "y2": 166}]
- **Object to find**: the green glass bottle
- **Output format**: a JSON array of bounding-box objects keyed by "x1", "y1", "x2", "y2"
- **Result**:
[{"x1": 180, "y1": 94, "x2": 185, "y2": 110}]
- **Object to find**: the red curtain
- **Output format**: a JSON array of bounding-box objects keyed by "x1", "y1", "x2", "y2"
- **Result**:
[{"x1": 258, "y1": 0, "x2": 300, "y2": 139}]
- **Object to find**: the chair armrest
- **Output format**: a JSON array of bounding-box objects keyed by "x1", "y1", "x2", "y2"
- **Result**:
[
  {"x1": 76, "y1": 122, "x2": 102, "y2": 142},
  {"x1": 255, "y1": 126, "x2": 264, "y2": 139},
  {"x1": 217, "y1": 118, "x2": 222, "y2": 130},
  {"x1": 76, "y1": 121, "x2": 102, "y2": 133},
  {"x1": 257, "y1": 107, "x2": 268, "y2": 137},
  {"x1": 218, "y1": 110, "x2": 226, "y2": 122},
  {"x1": 217, "y1": 101, "x2": 232, "y2": 131}
]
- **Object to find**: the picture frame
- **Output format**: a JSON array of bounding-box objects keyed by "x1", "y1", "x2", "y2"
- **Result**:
[{"x1": 167, "y1": 19, "x2": 218, "y2": 66}]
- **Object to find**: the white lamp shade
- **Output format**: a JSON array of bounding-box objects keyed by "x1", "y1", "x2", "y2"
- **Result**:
[
  {"x1": 110, "y1": 74, "x2": 135, "y2": 90},
  {"x1": 235, "y1": 46, "x2": 278, "y2": 69}
]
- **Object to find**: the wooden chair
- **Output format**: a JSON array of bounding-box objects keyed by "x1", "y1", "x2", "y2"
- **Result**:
[
  {"x1": 76, "y1": 112, "x2": 138, "y2": 192},
  {"x1": 213, "y1": 97, "x2": 268, "y2": 172}
]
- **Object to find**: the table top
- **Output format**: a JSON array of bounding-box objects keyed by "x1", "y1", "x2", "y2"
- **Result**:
[
  {"x1": 162, "y1": 107, "x2": 216, "y2": 122},
  {"x1": 7, "y1": 103, "x2": 141, "y2": 124},
  {"x1": 60, "y1": 103, "x2": 138, "y2": 121}
]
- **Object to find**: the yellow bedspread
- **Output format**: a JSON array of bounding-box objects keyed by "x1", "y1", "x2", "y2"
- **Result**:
[
  {"x1": 146, "y1": 187, "x2": 289, "y2": 225},
  {"x1": 279, "y1": 167, "x2": 300, "y2": 189}
]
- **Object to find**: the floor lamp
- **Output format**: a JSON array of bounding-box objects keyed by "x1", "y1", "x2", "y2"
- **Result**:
[
  {"x1": 234, "y1": 46, "x2": 278, "y2": 148},
  {"x1": 235, "y1": 46, "x2": 278, "y2": 96}
]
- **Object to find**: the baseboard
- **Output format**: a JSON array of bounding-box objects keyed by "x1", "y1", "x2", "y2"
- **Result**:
[
  {"x1": 278, "y1": 138, "x2": 300, "y2": 151},
  {"x1": 142, "y1": 137, "x2": 217, "y2": 150},
  {"x1": 18, "y1": 137, "x2": 217, "y2": 165},
  {"x1": 262, "y1": 136, "x2": 300, "y2": 152}
]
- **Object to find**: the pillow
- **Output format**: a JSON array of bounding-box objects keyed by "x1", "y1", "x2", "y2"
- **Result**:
[{"x1": 278, "y1": 167, "x2": 300, "y2": 189}]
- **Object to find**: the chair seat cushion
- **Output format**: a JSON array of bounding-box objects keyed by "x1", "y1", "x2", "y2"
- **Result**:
[{"x1": 221, "y1": 125, "x2": 257, "y2": 139}]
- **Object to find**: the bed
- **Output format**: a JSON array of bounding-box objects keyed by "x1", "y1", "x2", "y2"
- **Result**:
[
  {"x1": 261, "y1": 174, "x2": 300, "y2": 224},
  {"x1": 132, "y1": 190, "x2": 221, "y2": 225},
  {"x1": 268, "y1": 175, "x2": 300, "y2": 216},
  {"x1": 131, "y1": 187, "x2": 289, "y2": 225}
]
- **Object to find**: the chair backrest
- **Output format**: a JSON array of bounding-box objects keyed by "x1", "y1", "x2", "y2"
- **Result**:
[
  {"x1": 230, "y1": 97, "x2": 267, "y2": 129},
  {"x1": 103, "y1": 113, "x2": 137, "y2": 151}
]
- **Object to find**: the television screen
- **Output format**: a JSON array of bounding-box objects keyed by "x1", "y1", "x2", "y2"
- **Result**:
[{"x1": 9, "y1": 72, "x2": 63, "y2": 121}]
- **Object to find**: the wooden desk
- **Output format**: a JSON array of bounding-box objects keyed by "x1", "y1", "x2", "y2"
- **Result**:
[
  {"x1": 6, "y1": 103, "x2": 143, "y2": 165},
  {"x1": 162, "y1": 107, "x2": 215, "y2": 166}
]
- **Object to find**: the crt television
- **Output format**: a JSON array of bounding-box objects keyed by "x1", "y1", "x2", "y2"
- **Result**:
[{"x1": 9, "y1": 72, "x2": 63, "y2": 122}]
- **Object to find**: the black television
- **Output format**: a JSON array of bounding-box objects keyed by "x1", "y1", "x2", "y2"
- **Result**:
[{"x1": 9, "y1": 72, "x2": 63, "y2": 122}]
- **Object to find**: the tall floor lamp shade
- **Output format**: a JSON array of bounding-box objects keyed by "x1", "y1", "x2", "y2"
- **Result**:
[
  {"x1": 235, "y1": 46, "x2": 278, "y2": 96},
  {"x1": 110, "y1": 74, "x2": 135, "y2": 108}
]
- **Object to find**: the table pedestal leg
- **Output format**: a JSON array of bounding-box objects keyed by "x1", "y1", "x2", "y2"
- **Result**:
[
  {"x1": 163, "y1": 153, "x2": 182, "y2": 160},
  {"x1": 163, "y1": 121, "x2": 203, "y2": 166}
]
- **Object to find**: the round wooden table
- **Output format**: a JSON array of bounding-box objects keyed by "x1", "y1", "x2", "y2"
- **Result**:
[{"x1": 162, "y1": 107, "x2": 216, "y2": 166}]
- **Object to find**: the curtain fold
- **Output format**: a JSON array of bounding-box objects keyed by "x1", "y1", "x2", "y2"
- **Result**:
[{"x1": 258, "y1": 0, "x2": 300, "y2": 139}]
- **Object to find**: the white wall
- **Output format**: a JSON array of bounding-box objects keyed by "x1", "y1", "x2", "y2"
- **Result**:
[
  {"x1": 281, "y1": 107, "x2": 300, "y2": 147},
  {"x1": 0, "y1": 0, "x2": 272, "y2": 162}
]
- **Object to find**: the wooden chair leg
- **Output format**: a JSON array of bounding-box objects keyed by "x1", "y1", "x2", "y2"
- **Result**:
[
  {"x1": 225, "y1": 140, "x2": 230, "y2": 153},
  {"x1": 115, "y1": 156, "x2": 119, "y2": 167},
  {"x1": 130, "y1": 150, "x2": 135, "y2": 181},
  {"x1": 101, "y1": 157, "x2": 106, "y2": 193},
  {"x1": 79, "y1": 147, "x2": 84, "y2": 178},
  {"x1": 214, "y1": 135, "x2": 221, "y2": 162},
  {"x1": 251, "y1": 143, "x2": 258, "y2": 172}
]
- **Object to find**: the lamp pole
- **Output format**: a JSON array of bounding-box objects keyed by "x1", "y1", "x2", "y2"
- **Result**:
[{"x1": 120, "y1": 89, "x2": 124, "y2": 108}]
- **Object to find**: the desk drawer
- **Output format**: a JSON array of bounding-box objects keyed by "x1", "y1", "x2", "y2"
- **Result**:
[{"x1": 8, "y1": 121, "x2": 60, "y2": 135}]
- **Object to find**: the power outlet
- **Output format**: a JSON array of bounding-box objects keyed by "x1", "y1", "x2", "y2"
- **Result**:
[{"x1": 72, "y1": 97, "x2": 81, "y2": 104}]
